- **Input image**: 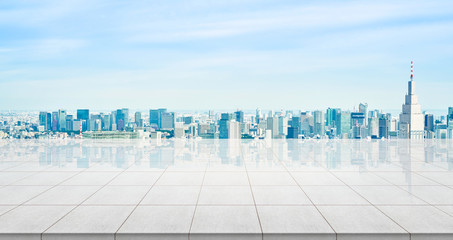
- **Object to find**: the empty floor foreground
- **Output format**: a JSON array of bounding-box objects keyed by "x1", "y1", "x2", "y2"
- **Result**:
[{"x1": 0, "y1": 139, "x2": 453, "y2": 240}]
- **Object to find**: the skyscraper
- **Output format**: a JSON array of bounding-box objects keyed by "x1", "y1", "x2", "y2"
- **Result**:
[
  {"x1": 326, "y1": 108, "x2": 340, "y2": 128},
  {"x1": 135, "y1": 112, "x2": 143, "y2": 128},
  {"x1": 266, "y1": 116, "x2": 279, "y2": 138},
  {"x1": 235, "y1": 110, "x2": 244, "y2": 123},
  {"x1": 219, "y1": 113, "x2": 231, "y2": 139},
  {"x1": 425, "y1": 114, "x2": 434, "y2": 132},
  {"x1": 58, "y1": 109, "x2": 66, "y2": 132},
  {"x1": 313, "y1": 110, "x2": 325, "y2": 136},
  {"x1": 39, "y1": 112, "x2": 51, "y2": 131},
  {"x1": 399, "y1": 61, "x2": 424, "y2": 139},
  {"x1": 336, "y1": 110, "x2": 351, "y2": 138},
  {"x1": 77, "y1": 109, "x2": 90, "y2": 132},
  {"x1": 448, "y1": 107, "x2": 453, "y2": 126},
  {"x1": 149, "y1": 108, "x2": 167, "y2": 129},
  {"x1": 160, "y1": 112, "x2": 175, "y2": 130}
]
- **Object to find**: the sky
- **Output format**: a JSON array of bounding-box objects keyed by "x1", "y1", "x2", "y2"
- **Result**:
[{"x1": 0, "y1": 0, "x2": 453, "y2": 112}]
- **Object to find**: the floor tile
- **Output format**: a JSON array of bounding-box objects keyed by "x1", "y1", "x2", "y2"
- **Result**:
[
  {"x1": 155, "y1": 172, "x2": 205, "y2": 186},
  {"x1": 203, "y1": 172, "x2": 249, "y2": 185},
  {"x1": 83, "y1": 186, "x2": 149, "y2": 205},
  {"x1": 198, "y1": 186, "x2": 254, "y2": 205},
  {"x1": 108, "y1": 171, "x2": 162, "y2": 186},
  {"x1": 247, "y1": 172, "x2": 296, "y2": 186},
  {"x1": 373, "y1": 172, "x2": 438, "y2": 186},
  {"x1": 0, "y1": 186, "x2": 51, "y2": 204},
  {"x1": 25, "y1": 186, "x2": 101, "y2": 205},
  {"x1": 302, "y1": 186, "x2": 369, "y2": 205},
  {"x1": 116, "y1": 206, "x2": 195, "y2": 239},
  {"x1": 409, "y1": 186, "x2": 453, "y2": 205},
  {"x1": 379, "y1": 206, "x2": 453, "y2": 237},
  {"x1": 141, "y1": 186, "x2": 200, "y2": 205},
  {"x1": 190, "y1": 206, "x2": 261, "y2": 239},
  {"x1": 332, "y1": 172, "x2": 391, "y2": 185},
  {"x1": 258, "y1": 206, "x2": 335, "y2": 240},
  {"x1": 252, "y1": 186, "x2": 312, "y2": 205},
  {"x1": 12, "y1": 171, "x2": 79, "y2": 186},
  {"x1": 417, "y1": 172, "x2": 453, "y2": 185},
  {"x1": 0, "y1": 171, "x2": 39, "y2": 185},
  {"x1": 0, "y1": 206, "x2": 73, "y2": 237},
  {"x1": 317, "y1": 206, "x2": 408, "y2": 238},
  {"x1": 292, "y1": 172, "x2": 345, "y2": 186},
  {"x1": 351, "y1": 186, "x2": 426, "y2": 205},
  {"x1": 44, "y1": 206, "x2": 134, "y2": 239},
  {"x1": 60, "y1": 172, "x2": 120, "y2": 186}
]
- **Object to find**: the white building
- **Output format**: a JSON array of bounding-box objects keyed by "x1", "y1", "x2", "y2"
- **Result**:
[{"x1": 399, "y1": 64, "x2": 424, "y2": 139}]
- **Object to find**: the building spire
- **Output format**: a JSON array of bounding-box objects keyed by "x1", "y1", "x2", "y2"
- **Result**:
[{"x1": 410, "y1": 61, "x2": 413, "y2": 81}]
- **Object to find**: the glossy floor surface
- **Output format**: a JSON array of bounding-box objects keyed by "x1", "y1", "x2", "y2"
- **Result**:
[{"x1": 0, "y1": 139, "x2": 453, "y2": 240}]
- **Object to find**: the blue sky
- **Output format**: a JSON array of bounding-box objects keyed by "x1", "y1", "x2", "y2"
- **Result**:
[{"x1": 0, "y1": 0, "x2": 452, "y2": 112}]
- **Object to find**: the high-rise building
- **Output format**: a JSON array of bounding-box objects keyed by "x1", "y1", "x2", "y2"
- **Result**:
[
  {"x1": 336, "y1": 110, "x2": 351, "y2": 138},
  {"x1": 256, "y1": 108, "x2": 262, "y2": 124},
  {"x1": 359, "y1": 103, "x2": 368, "y2": 126},
  {"x1": 235, "y1": 110, "x2": 244, "y2": 123},
  {"x1": 51, "y1": 111, "x2": 58, "y2": 131},
  {"x1": 39, "y1": 112, "x2": 51, "y2": 131},
  {"x1": 266, "y1": 116, "x2": 279, "y2": 138},
  {"x1": 399, "y1": 62, "x2": 424, "y2": 139},
  {"x1": 58, "y1": 109, "x2": 66, "y2": 132},
  {"x1": 102, "y1": 114, "x2": 111, "y2": 131},
  {"x1": 135, "y1": 112, "x2": 143, "y2": 128},
  {"x1": 278, "y1": 116, "x2": 288, "y2": 136},
  {"x1": 448, "y1": 107, "x2": 453, "y2": 126},
  {"x1": 160, "y1": 112, "x2": 175, "y2": 130},
  {"x1": 425, "y1": 114, "x2": 434, "y2": 132},
  {"x1": 228, "y1": 120, "x2": 241, "y2": 139},
  {"x1": 66, "y1": 115, "x2": 74, "y2": 132},
  {"x1": 287, "y1": 127, "x2": 298, "y2": 139},
  {"x1": 378, "y1": 114, "x2": 390, "y2": 138},
  {"x1": 149, "y1": 108, "x2": 167, "y2": 129},
  {"x1": 326, "y1": 108, "x2": 340, "y2": 128},
  {"x1": 77, "y1": 109, "x2": 89, "y2": 132},
  {"x1": 313, "y1": 110, "x2": 325, "y2": 136},
  {"x1": 368, "y1": 117, "x2": 379, "y2": 138},
  {"x1": 351, "y1": 112, "x2": 365, "y2": 127},
  {"x1": 219, "y1": 113, "x2": 232, "y2": 139}
]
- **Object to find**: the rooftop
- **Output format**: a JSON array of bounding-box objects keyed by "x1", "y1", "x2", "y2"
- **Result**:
[{"x1": 0, "y1": 139, "x2": 452, "y2": 239}]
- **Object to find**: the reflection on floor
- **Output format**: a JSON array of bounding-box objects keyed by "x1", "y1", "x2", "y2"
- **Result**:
[{"x1": 0, "y1": 139, "x2": 453, "y2": 239}]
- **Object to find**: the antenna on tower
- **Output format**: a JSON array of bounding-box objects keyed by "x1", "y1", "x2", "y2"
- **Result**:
[{"x1": 410, "y1": 61, "x2": 413, "y2": 81}]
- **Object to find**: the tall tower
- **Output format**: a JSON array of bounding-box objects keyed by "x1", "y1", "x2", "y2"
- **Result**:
[{"x1": 399, "y1": 61, "x2": 424, "y2": 139}]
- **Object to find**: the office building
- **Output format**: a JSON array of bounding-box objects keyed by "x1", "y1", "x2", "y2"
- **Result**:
[{"x1": 313, "y1": 110, "x2": 325, "y2": 137}]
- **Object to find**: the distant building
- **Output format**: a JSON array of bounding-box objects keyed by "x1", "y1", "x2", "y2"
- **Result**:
[
  {"x1": 448, "y1": 107, "x2": 453, "y2": 126},
  {"x1": 326, "y1": 108, "x2": 340, "y2": 129},
  {"x1": 58, "y1": 110, "x2": 66, "y2": 132},
  {"x1": 378, "y1": 114, "x2": 390, "y2": 138},
  {"x1": 160, "y1": 112, "x2": 175, "y2": 130},
  {"x1": 278, "y1": 115, "x2": 288, "y2": 137},
  {"x1": 219, "y1": 113, "x2": 232, "y2": 139},
  {"x1": 77, "y1": 109, "x2": 89, "y2": 131},
  {"x1": 313, "y1": 110, "x2": 325, "y2": 136},
  {"x1": 287, "y1": 126, "x2": 298, "y2": 139},
  {"x1": 39, "y1": 112, "x2": 51, "y2": 131},
  {"x1": 135, "y1": 112, "x2": 143, "y2": 128},
  {"x1": 149, "y1": 108, "x2": 167, "y2": 129},
  {"x1": 336, "y1": 110, "x2": 351, "y2": 138},
  {"x1": 235, "y1": 110, "x2": 244, "y2": 123},
  {"x1": 425, "y1": 114, "x2": 434, "y2": 132},
  {"x1": 399, "y1": 62, "x2": 424, "y2": 139},
  {"x1": 266, "y1": 116, "x2": 278, "y2": 138}
]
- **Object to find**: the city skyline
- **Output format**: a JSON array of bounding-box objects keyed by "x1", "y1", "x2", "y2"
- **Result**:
[{"x1": 1, "y1": 1, "x2": 453, "y2": 110}]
